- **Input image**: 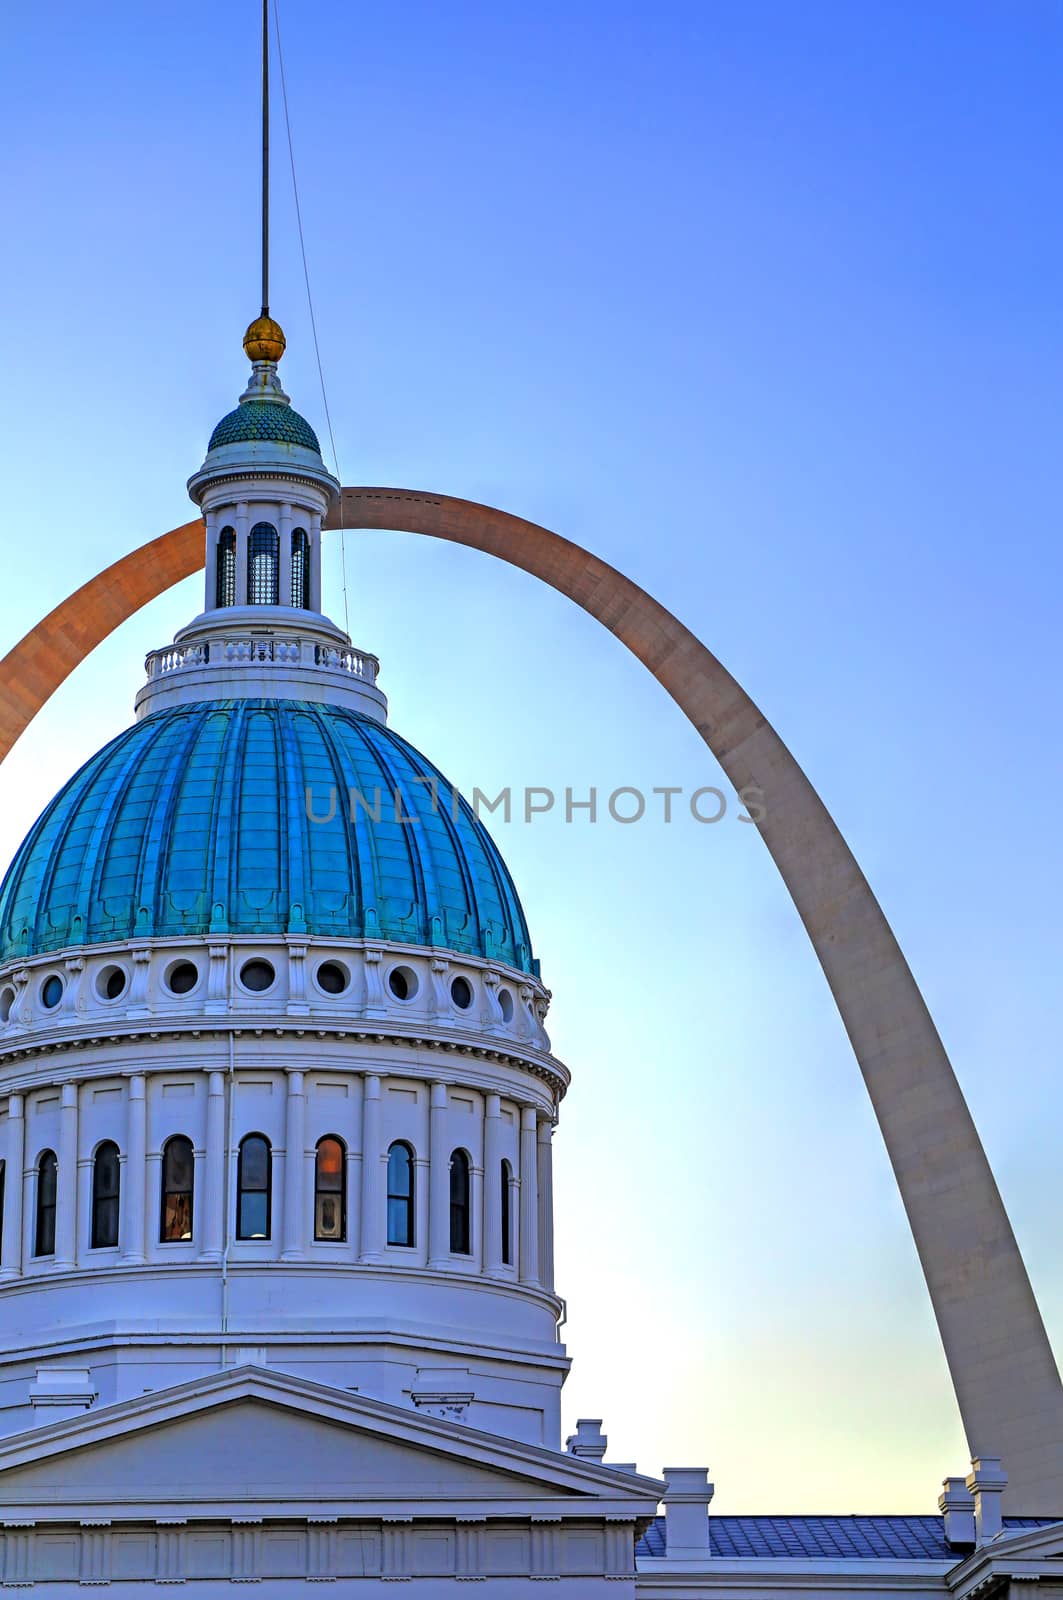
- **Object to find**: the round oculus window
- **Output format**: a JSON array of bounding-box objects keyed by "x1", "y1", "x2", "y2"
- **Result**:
[
  {"x1": 388, "y1": 965, "x2": 418, "y2": 1001},
  {"x1": 240, "y1": 958, "x2": 276, "y2": 993},
  {"x1": 316, "y1": 961, "x2": 349, "y2": 996},
  {"x1": 451, "y1": 975, "x2": 473, "y2": 1010},
  {"x1": 166, "y1": 961, "x2": 199, "y2": 996},
  {"x1": 41, "y1": 975, "x2": 64, "y2": 1010},
  {"x1": 97, "y1": 965, "x2": 128, "y2": 1001}
]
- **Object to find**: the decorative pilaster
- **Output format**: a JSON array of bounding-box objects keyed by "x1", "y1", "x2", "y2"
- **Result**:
[
  {"x1": 359, "y1": 1075, "x2": 382, "y2": 1263},
  {"x1": 79, "y1": 1521, "x2": 112, "y2": 1586},
  {"x1": 55, "y1": 1081, "x2": 79, "y2": 1268},
  {"x1": 0, "y1": 1093, "x2": 24, "y2": 1279},
  {"x1": 364, "y1": 949, "x2": 385, "y2": 1017},
  {"x1": 519, "y1": 1108, "x2": 540, "y2": 1287},
  {"x1": 282, "y1": 1070, "x2": 307, "y2": 1259},
  {"x1": 537, "y1": 1118, "x2": 555, "y2": 1292},
  {"x1": 155, "y1": 1520, "x2": 186, "y2": 1584},
  {"x1": 604, "y1": 1519, "x2": 638, "y2": 1579},
  {"x1": 307, "y1": 1518, "x2": 338, "y2": 1582},
  {"x1": 529, "y1": 1517, "x2": 561, "y2": 1580},
  {"x1": 204, "y1": 509, "x2": 219, "y2": 612},
  {"x1": 428, "y1": 1082, "x2": 450, "y2": 1268},
  {"x1": 455, "y1": 1519, "x2": 486, "y2": 1581},
  {"x1": 232, "y1": 1520, "x2": 260, "y2": 1583},
  {"x1": 286, "y1": 940, "x2": 309, "y2": 1016},
  {"x1": 3, "y1": 1523, "x2": 34, "y2": 1586},
  {"x1": 428, "y1": 957, "x2": 449, "y2": 1021},
  {"x1": 62, "y1": 955, "x2": 83, "y2": 1019},
  {"x1": 200, "y1": 1072, "x2": 226, "y2": 1262},
  {"x1": 127, "y1": 945, "x2": 152, "y2": 1018},
  {"x1": 381, "y1": 1519, "x2": 412, "y2": 1581},
  {"x1": 309, "y1": 516, "x2": 323, "y2": 612},
  {"x1": 482, "y1": 1094, "x2": 504, "y2": 1277},
  {"x1": 121, "y1": 1074, "x2": 147, "y2": 1264},
  {"x1": 205, "y1": 943, "x2": 229, "y2": 1015},
  {"x1": 279, "y1": 502, "x2": 294, "y2": 606},
  {"x1": 234, "y1": 500, "x2": 249, "y2": 604}
]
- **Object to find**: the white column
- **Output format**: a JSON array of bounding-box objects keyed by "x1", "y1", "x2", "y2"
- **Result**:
[
  {"x1": 519, "y1": 1108, "x2": 540, "y2": 1287},
  {"x1": 359, "y1": 1074, "x2": 382, "y2": 1263},
  {"x1": 0, "y1": 1093, "x2": 25, "y2": 1278},
  {"x1": 279, "y1": 502, "x2": 293, "y2": 606},
  {"x1": 309, "y1": 515, "x2": 323, "y2": 612},
  {"x1": 55, "y1": 1081, "x2": 79, "y2": 1268},
  {"x1": 234, "y1": 500, "x2": 249, "y2": 604},
  {"x1": 282, "y1": 1069, "x2": 306, "y2": 1259},
  {"x1": 121, "y1": 1074, "x2": 147, "y2": 1264},
  {"x1": 204, "y1": 510, "x2": 219, "y2": 612},
  {"x1": 428, "y1": 1081, "x2": 450, "y2": 1268},
  {"x1": 200, "y1": 1071, "x2": 225, "y2": 1262},
  {"x1": 537, "y1": 1118, "x2": 555, "y2": 1292},
  {"x1": 483, "y1": 1093, "x2": 504, "y2": 1277}
]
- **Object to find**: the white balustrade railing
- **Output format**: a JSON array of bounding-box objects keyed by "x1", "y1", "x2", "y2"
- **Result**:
[{"x1": 144, "y1": 637, "x2": 379, "y2": 685}]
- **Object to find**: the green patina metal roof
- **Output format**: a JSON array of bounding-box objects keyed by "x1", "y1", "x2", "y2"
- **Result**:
[
  {"x1": 0, "y1": 701, "x2": 536, "y2": 974},
  {"x1": 208, "y1": 401, "x2": 321, "y2": 453}
]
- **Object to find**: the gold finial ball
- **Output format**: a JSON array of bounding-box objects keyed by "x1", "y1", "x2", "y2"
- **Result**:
[{"x1": 243, "y1": 315, "x2": 286, "y2": 364}]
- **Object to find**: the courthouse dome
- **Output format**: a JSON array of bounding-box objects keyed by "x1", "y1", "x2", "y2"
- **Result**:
[{"x1": 0, "y1": 699, "x2": 535, "y2": 973}]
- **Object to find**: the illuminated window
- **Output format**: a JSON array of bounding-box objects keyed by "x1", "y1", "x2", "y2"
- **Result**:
[
  {"x1": 91, "y1": 1141, "x2": 121, "y2": 1249},
  {"x1": 248, "y1": 522, "x2": 279, "y2": 605},
  {"x1": 216, "y1": 526, "x2": 236, "y2": 607},
  {"x1": 237, "y1": 1134, "x2": 271, "y2": 1239},
  {"x1": 35, "y1": 1150, "x2": 57, "y2": 1257},
  {"x1": 292, "y1": 528, "x2": 311, "y2": 609},
  {"x1": 314, "y1": 1136, "x2": 346, "y2": 1241},
  {"x1": 501, "y1": 1158, "x2": 513, "y2": 1265},
  {"x1": 160, "y1": 1135, "x2": 194, "y2": 1242},
  {"x1": 450, "y1": 1148, "x2": 471, "y2": 1255},
  {"x1": 386, "y1": 1141, "x2": 415, "y2": 1247}
]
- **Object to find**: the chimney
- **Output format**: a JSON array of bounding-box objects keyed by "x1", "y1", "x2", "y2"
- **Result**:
[
  {"x1": 966, "y1": 1457, "x2": 1008, "y2": 1545},
  {"x1": 662, "y1": 1468, "x2": 713, "y2": 1559},
  {"x1": 939, "y1": 1477, "x2": 976, "y2": 1548},
  {"x1": 566, "y1": 1419, "x2": 607, "y2": 1462}
]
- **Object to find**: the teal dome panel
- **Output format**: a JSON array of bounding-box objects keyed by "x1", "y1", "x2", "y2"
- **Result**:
[
  {"x1": 208, "y1": 401, "x2": 321, "y2": 453},
  {"x1": 0, "y1": 702, "x2": 536, "y2": 974}
]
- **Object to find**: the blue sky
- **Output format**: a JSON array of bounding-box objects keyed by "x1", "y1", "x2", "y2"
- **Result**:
[{"x1": 1, "y1": 0, "x2": 1062, "y2": 1510}]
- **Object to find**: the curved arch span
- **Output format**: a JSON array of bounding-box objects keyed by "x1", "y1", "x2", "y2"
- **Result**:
[{"x1": 0, "y1": 489, "x2": 1059, "y2": 1511}]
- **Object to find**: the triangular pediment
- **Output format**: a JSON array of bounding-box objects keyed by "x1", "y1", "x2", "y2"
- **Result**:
[{"x1": 0, "y1": 1367, "x2": 662, "y2": 1521}]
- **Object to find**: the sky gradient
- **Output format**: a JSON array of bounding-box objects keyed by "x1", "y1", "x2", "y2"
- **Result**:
[{"x1": 1, "y1": 0, "x2": 1062, "y2": 1512}]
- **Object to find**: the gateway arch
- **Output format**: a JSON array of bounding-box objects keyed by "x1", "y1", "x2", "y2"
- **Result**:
[{"x1": 1, "y1": 488, "x2": 1060, "y2": 1513}]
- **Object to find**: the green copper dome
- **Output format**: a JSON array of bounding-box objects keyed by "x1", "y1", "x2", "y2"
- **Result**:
[
  {"x1": 208, "y1": 401, "x2": 321, "y2": 453},
  {"x1": 0, "y1": 701, "x2": 535, "y2": 974}
]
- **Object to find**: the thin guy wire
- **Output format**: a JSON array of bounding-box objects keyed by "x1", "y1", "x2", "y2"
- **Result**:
[{"x1": 271, "y1": 0, "x2": 351, "y2": 635}]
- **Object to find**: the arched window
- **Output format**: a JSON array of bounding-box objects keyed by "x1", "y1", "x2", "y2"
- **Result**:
[
  {"x1": 501, "y1": 1158, "x2": 513, "y2": 1265},
  {"x1": 314, "y1": 1136, "x2": 346, "y2": 1241},
  {"x1": 449, "y1": 1148, "x2": 471, "y2": 1255},
  {"x1": 35, "y1": 1150, "x2": 57, "y2": 1257},
  {"x1": 91, "y1": 1141, "x2": 121, "y2": 1250},
  {"x1": 160, "y1": 1135, "x2": 194, "y2": 1242},
  {"x1": 215, "y1": 526, "x2": 236, "y2": 608},
  {"x1": 247, "y1": 522, "x2": 279, "y2": 605},
  {"x1": 386, "y1": 1141, "x2": 415, "y2": 1247},
  {"x1": 291, "y1": 528, "x2": 311, "y2": 610},
  {"x1": 237, "y1": 1134, "x2": 271, "y2": 1239}
]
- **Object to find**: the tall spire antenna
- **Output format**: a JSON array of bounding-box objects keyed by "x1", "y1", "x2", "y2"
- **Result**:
[{"x1": 261, "y1": 0, "x2": 270, "y2": 317}]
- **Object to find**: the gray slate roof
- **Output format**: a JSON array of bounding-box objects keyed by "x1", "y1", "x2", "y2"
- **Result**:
[{"x1": 636, "y1": 1515, "x2": 1057, "y2": 1562}]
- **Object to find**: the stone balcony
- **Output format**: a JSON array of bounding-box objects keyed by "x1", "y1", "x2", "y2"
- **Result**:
[{"x1": 134, "y1": 608, "x2": 387, "y2": 722}]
